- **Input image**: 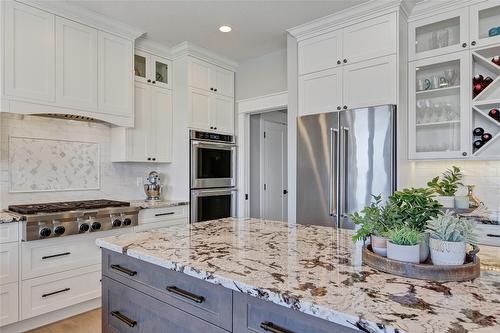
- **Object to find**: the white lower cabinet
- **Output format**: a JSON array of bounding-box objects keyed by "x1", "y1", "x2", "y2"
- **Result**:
[
  {"x1": 21, "y1": 264, "x2": 101, "y2": 320},
  {"x1": 0, "y1": 242, "x2": 19, "y2": 285},
  {"x1": 0, "y1": 223, "x2": 19, "y2": 244},
  {"x1": 0, "y1": 282, "x2": 19, "y2": 326}
]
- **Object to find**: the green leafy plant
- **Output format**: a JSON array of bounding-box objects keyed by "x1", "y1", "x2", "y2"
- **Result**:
[
  {"x1": 387, "y1": 188, "x2": 443, "y2": 232},
  {"x1": 426, "y1": 210, "x2": 478, "y2": 244},
  {"x1": 427, "y1": 166, "x2": 464, "y2": 196},
  {"x1": 350, "y1": 195, "x2": 389, "y2": 241},
  {"x1": 386, "y1": 226, "x2": 421, "y2": 246}
]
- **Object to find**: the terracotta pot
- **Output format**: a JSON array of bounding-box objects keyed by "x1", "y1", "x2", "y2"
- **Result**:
[
  {"x1": 435, "y1": 195, "x2": 455, "y2": 208},
  {"x1": 419, "y1": 233, "x2": 430, "y2": 263},
  {"x1": 370, "y1": 235, "x2": 387, "y2": 257},
  {"x1": 387, "y1": 242, "x2": 420, "y2": 263},
  {"x1": 429, "y1": 238, "x2": 466, "y2": 265}
]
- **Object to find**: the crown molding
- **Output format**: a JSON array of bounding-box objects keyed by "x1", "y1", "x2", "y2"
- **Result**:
[
  {"x1": 408, "y1": 0, "x2": 482, "y2": 21},
  {"x1": 16, "y1": 0, "x2": 145, "y2": 40},
  {"x1": 288, "y1": 0, "x2": 412, "y2": 41},
  {"x1": 135, "y1": 38, "x2": 172, "y2": 59},
  {"x1": 171, "y1": 41, "x2": 238, "y2": 70}
]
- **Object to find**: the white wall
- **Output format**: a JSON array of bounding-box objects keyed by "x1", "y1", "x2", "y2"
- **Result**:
[
  {"x1": 235, "y1": 49, "x2": 287, "y2": 101},
  {"x1": 0, "y1": 113, "x2": 172, "y2": 207}
]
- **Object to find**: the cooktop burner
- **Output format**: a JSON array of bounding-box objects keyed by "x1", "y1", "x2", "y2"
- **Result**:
[{"x1": 9, "y1": 199, "x2": 130, "y2": 215}]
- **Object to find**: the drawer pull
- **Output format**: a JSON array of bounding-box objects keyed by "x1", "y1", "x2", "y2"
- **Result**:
[
  {"x1": 111, "y1": 264, "x2": 137, "y2": 276},
  {"x1": 42, "y1": 252, "x2": 71, "y2": 259},
  {"x1": 155, "y1": 212, "x2": 175, "y2": 217},
  {"x1": 166, "y1": 286, "x2": 205, "y2": 303},
  {"x1": 111, "y1": 311, "x2": 137, "y2": 327},
  {"x1": 42, "y1": 288, "x2": 70, "y2": 298},
  {"x1": 487, "y1": 234, "x2": 500, "y2": 238},
  {"x1": 260, "y1": 321, "x2": 295, "y2": 333}
]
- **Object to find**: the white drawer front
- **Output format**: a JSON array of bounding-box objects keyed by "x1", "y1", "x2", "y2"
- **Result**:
[
  {"x1": 0, "y1": 223, "x2": 19, "y2": 244},
  {"x1": 0, "y1": 282, "x2": 19, "y2": 327},
  {"x1": 139, "y1": 205, "x2": 188, "y2": 224},
  {"x1": 477, "y1": 224, "x2": 500, "y2": 246},
  {"x1": 21, "y1": 264, "x2": 101, "y2": 320},
  {"x1": 135, "y1": 218, "x2": 187, "y2": 232},
  {"x1": 0, "y1": 242, "x2": 19, "y2": 285}
]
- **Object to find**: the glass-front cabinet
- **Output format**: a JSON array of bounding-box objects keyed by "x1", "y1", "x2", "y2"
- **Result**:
[
  {"x1": 409, "y1": 52, "x2": 470, "y2": 159},
  {"x1": 470, "y1": 1, "x2": 500, "y2": 49},
  {"x1": 134, "y1": 50, "x2": 171, "y2": 89}
]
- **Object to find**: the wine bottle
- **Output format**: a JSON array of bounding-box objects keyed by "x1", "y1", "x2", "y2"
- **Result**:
[
  {"x1": 482, "y1": 133, "x2": 493, "y2": 142},
  {"x1": 489, "y1": 108, "x2": 500, "y2": 120},
  {"x1": 473, "y1": 83, "x2": 483, "y2": 97},
  {"x1": 484, "y1": 76, "x2": 494, "y2": 86},
  {"x1": 473, "y1": 139, "x2": 484, "y2": 149},
  {"x1": 493, "y1": 56, "x2": 500, "y2": 66},
  {"x1": 473, "y1": 127, "x2": 484, "y2": 136},
  {"x1": 473, "y1": 74, "x2": 484, "y2": 84}
]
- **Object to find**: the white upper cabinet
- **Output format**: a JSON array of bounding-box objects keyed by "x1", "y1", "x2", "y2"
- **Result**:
[
  {"x1": 56, "y1": 17, "x2": 98, "y2": 110},
  {"x1": 152, "y1": 87, "x2": 173, "y2": 162},
  {"x1": 298, "y1": 30, "x2": 343, "y2": 75},
  {"x1": 4, "y1": 1, "x2": 55, "y2": 102},
  {"x1": 212, "y1": 94, "x2": 234, "y2": 134},
  {"x1": 213, "y1": 66, "x2": 234, "y2": 98},
  {"x1": 299, "y1": 68, "x2": 343, "y2": 116},
  {"x1": 189, "y1": 87, "x2": 212, "y2": 131},
  {"x1": 134, "y1": 50, "x2": 171, "y2": 89},
  {"x1": 189, "y1": 58, "x2": 234, "y2": 97},
  {"x1": 470, "y1": 0, "x2": 500, "y2": 49},
  {"x1": 98, "y1": 31, "x2": 134, "y2": 118}
]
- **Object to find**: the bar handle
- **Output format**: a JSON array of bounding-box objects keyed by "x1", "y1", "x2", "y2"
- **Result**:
[
  {"x1": 329, "y1": 128, "x2": 338, "y2": 217},
  {"x1": 154, "y1": 212, "x2": 175, "y2": 217},
  {"x1": 110, "y1": 264, "x2": 137, "y2": 276},
  {"x1": 260, "y1": 321, "x2": 295, "y2": 333},
  {"x1": 42, "y1": 252, "x2": 70, "y2": 260},
  {"x1": 487, "y1": 234, "x2": 500, "y2": 238},
  {"x1": 166, "y1": 286, "x2": 205, "y2": 303},
  {"x1": 42, "y1": 287, "x2": 70, "y2": 298},
  {"x1": 341, "y1": 127, "x2": 350, "y2": 218},
  {"x1": 111, "y1": 311, "x2": 137, "y2": 328}
]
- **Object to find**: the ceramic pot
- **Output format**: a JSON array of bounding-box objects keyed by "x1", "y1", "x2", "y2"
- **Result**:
[
  {"x1": 454, "y1": 196, "x2": 469, "y2": 209},
  {"x1": 387, "y1": 242, "x2": 420, "y2": 263},
  {"x1": 419, "y1": 233, "x2": 430, "y2": 263},
  {"x1": 370, "y1": 235, "x2": 387, "y2": 257},
  {"x1": 435, "y1": 196, "x2": 455, "y2": 208},
  {"x1": 429, "y1": 238, "x2": 466, "y2": 265}
]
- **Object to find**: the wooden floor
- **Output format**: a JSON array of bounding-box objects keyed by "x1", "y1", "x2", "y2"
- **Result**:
[{"x1": 25, "y1": 309, "x2": 101, "y2": 333}]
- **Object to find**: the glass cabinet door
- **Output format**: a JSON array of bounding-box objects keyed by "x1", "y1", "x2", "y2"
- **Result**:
[
  {"x1": 134, "y1": 51, "x2": 148, "y2": 83},
  {"x1": 470, "y1": 1, "x2": 500, "y2": 48},
  {"x1": 152, "y1": 56, "x2": 170, "y2": 88},
  {"x1": 409, "y1": 8, "x2": 468, "y2": 61},
  {"x1": 409, "y1": 52, "x2": 470, "y2": 159}
]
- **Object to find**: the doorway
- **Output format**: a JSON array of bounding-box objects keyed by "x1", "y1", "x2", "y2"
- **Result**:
[{"x1": 249, "y1": 110, "x2": 288, "y2": 221}]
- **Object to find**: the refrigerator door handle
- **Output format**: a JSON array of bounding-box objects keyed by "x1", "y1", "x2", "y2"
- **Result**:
[
  {"x1": 329, "y1": 128, "x2": 338, "y2": 217},
  {"x1": 341, "y1": 126, "x2": 350, "y2": 218}
]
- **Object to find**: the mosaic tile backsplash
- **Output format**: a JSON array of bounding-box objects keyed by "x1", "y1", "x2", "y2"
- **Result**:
[{"x1": 9, "y1": 137, "x2": 100, "y2": 192}]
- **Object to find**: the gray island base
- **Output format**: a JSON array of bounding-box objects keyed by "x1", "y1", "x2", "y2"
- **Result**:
[{"x1": 97, "y1": 218, "x2": 500, "y2": 333}]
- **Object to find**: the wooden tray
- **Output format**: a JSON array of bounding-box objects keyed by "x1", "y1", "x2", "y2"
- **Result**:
[{"x1": 362, "y1": 244, "x2": 480, "y2": 282}]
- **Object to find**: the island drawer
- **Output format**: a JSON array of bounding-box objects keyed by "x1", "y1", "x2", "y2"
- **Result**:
[
  {"x1": 102, "y1": 276, "x2": 228, "y2": 333},
  {"x1": 102, "y1": 249, "x2": 232, "y2": 331},
  {"x1": 233, "y1": 292, "x2": 359, "y2": 333}
]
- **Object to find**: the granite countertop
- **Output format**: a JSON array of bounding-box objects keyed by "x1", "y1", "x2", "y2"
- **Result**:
[
  {"x1": 0, "y1": 211, "x2": 23, "y2": 223},
  {"x1": 96, "y1": 218, "x2": 500, "y2": 333},
  {"x1": 129, "y1": 199, "x2": 189, "y2": 209}
]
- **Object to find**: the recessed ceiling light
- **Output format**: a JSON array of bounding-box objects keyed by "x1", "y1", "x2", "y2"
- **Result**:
[{"x1": 219, "y1": 25, "x2": 232, "y2": 33}]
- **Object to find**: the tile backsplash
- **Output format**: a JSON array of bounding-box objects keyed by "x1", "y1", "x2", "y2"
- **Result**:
[{"x1": 0, "y1": 113, "x2": 170, "y2": 207}]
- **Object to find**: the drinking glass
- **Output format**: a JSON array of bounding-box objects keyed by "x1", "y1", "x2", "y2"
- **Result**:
[{"x1": 444, "y1": 68, "x2": 456, "y2": 86}]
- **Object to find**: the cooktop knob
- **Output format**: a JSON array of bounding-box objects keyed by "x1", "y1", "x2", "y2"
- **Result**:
[
  {"x1": 123, "y1": 218, "x2": 132, "y2": 226},
  {"x1": 112, "y1": 219, "x2": 122, "y2": 227},
  {"x1": 39, "y1": 227, "x2": 51, "y2": 238},
  {"x1": 91, "y1": 222, "x2": 101, "y2": 231},
  {"x1": 54, "y1": 226, "x2": 65, "y2": 235},
  {"x1": 79, "y1": 223, "x2": 90, "y2": 233}
]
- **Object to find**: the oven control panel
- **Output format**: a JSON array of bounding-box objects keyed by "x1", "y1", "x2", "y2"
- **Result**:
[{"x1": 191, "y1": 130, "x2": 234, "y2": 143}]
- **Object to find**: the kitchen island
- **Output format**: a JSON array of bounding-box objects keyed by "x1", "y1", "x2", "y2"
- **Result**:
[{"x1": 96, "y1": 218, "x2": 500, "y2": 333}]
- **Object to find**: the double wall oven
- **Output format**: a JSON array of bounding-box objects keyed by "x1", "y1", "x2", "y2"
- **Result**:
[{"x1": 190, "y1": 130, "x2": 237, "y2": 223}]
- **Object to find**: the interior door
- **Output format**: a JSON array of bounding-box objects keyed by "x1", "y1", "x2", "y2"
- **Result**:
[
  {"x1": 339, "y1": 105, "x2": 396, "y2": 229},
  {"x1": 296, "y1": 112, "x2": 339, "y2": 226},
  {"x1": 261, "y1": 120, "x2": 287, "y2": 221}
]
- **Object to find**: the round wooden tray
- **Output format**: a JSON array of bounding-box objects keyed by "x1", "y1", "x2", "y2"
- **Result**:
[{"x1": 362, "y1": 244, "x2": 480, "y2": 282}]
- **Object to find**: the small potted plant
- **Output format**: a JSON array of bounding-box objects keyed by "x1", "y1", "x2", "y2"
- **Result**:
[
  {"x1": 386, "y1": 226, "x2": 421, "y2": 264},
  {"x1": 426, "y1": 210, "x2": 478, "y2": 265},
  {"x1": 427, "y1": 166, "x2": 464, "y2": 208}
]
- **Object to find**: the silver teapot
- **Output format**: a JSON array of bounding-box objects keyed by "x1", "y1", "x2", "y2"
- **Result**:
[{"x1": 144, "y1": 171, "x2": 163, "y2": 201}]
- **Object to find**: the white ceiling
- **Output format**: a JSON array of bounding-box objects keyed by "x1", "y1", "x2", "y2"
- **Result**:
[{"x1": 67, "y1": 0, "x2": 369, "y2": 63}]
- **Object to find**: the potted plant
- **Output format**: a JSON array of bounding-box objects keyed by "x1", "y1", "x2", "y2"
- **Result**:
[
  {"x1": 426, "y1": 210, "x2": 478, "y2": 265},
  {"x1": 386, "y1": 226, "x2": 421, "y2": 263},
  {"x1": 427, "y1": 166, "x2": 464, "y2": 208}
]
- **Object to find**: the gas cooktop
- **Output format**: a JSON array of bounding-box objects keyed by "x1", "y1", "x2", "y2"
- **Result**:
[{"x1": 9, "y1": 199, "x2": 130, "y2": 215}]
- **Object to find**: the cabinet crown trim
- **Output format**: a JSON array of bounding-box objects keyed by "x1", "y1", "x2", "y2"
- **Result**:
[
  {"x1": 135, "y1": 37, "x2": 172, "y2": 60},
  {"x1": 408, "y1": 0, "x2": 482, "y2": 21},
  {"x1": 171, "y1": 41, "x2": 238, "y2": 71}
]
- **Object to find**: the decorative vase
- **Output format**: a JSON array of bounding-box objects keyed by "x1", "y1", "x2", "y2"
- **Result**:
[
  {"x1": 435, "y1": 195, "x2": 455, "y2": 208},
  {"x1": 370, "y1": 235, "x2": 387, "y2": 257},
  {"x1": 387, "y1": 242, "x2": 420, "y2": 263},
  {"x1": 429, "y1": 238, "x2": 466, "y2": 265},
  {"x1": 454, "y1": 196, "x2": 469, "y2": 209},
  {"x1": 419, "y1": 233, "x2": 430, "y2": 263}
]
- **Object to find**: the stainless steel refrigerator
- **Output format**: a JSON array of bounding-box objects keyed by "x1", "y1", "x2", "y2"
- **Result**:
[{"x1": 297, "y1": 105, "x2": 397, "y2": 229}]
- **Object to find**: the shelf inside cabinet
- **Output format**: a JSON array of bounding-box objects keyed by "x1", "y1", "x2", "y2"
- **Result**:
[
  {"x1": 472, "y1": 51, "x2": 500, "y2": 76},
  {"x1": 416, "y1": 85, "x2": 460, "y2": 96},
  {"x1": 473, "y1": 132, "x2": 500, "y2": 156},
  {"x1": 472, "y1": 106, "x2": 500, "y2": 128},
  {"x1": 472, "y1": 75, "x2": 500, "y2": 101},
  {"x1": 416, "y1": 120, "x2": 460, "y2": 127}
]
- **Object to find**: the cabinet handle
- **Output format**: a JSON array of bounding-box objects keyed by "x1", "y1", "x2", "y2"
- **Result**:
[
  {"x1": 343, "y1": 59, "x2": 347, "y2": 63},
  {"x1": 111, "y1": 311, "x2": 137, "y2": 328},
  {"x1": 462, "y1": 152, "x2": 467, "y2": 156},
  {"x1": 42, "y1": 288, "x2": 70, "y2": 298},
  {"x1": 337, "y1": 60, "x2": 341, "y2": 65},
  {"x1": 110, "y1": 264, "x2": 137, "y2": 276},
  {"x1": 471, "y1": 41, "x2": 476, "y2": 46},
  {"x1": 166, "y1": 286, "x2": 205, "y2": 303},
  {"x1": 214, "y1": 88, "x2": 218, "y2": 92},
  {"x1": 214, "y1": 127, "x2": 217, "y2": 130},
  {"x1": 487, "y1": 234, "x2": 500, "y2": 238},
  {"x1": 152, "y1": 158, "x2": 156, "y2": 161},
  {"x1": 152, "y1": 81, "x2": 156, "y2": 84},
  {"x1": 154, "y1": 212, "x2": 175, "y2": 217},
  {"x1": 343, "y1": 105, "x2": 348, "y2": 110},
  {"x1": 42, "y1": 252, "x2": 70, "y2": 260},
  {"x1": 260, "y1": 321, "x2": 295, "y2": 333},
  {"x1": 462, "y1": 42, "x2": 467, "y2": 48},
  {"x1": 210, "y1": 87, "x2": 214, "y2": 91},
  {"x1": 147, "y1": 79, "x2": 151, "y2": 83},
  {"x1": 337, "y1": 106, "x2": 341, "y2": 110}
]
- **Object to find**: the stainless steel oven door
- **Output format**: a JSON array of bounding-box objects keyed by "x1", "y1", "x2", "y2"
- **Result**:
[
  {"x1": 190, "y1": 141, "x2": 236, "y2": 189},
  {"x1": 190, "y1": 188, "x2": 237, "y2": 223}
]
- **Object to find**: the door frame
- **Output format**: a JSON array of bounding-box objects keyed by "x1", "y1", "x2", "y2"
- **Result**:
[{"x1": 236, "y1": 91, "x2": 288, "y2": 218}]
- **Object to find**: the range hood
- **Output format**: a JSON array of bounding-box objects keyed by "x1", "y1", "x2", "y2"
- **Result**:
[{"x1": 36, "y1": 113, "x2": 107, "y2": 124}]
